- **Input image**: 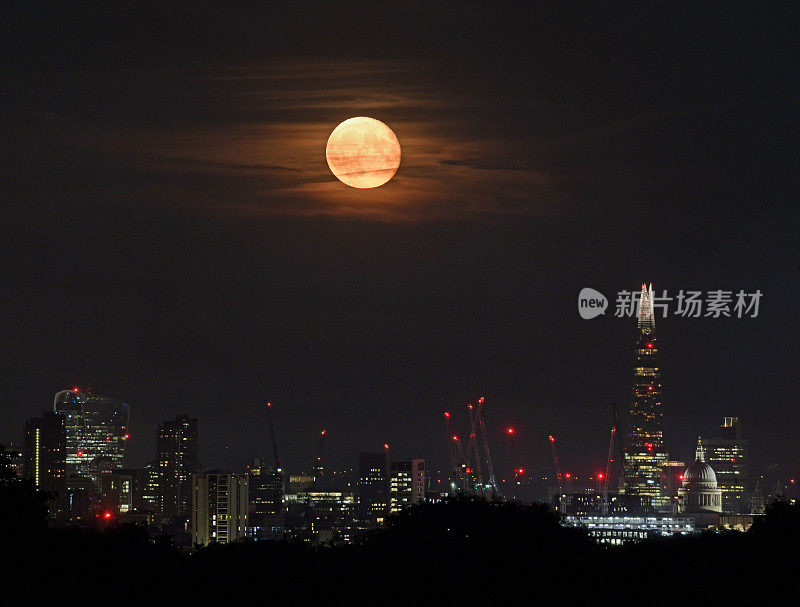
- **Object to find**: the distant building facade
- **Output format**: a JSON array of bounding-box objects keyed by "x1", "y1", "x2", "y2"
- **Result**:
[
  {"x1": 54, "y1": 389, "x2": 128, "y2": 489},
  {"x1": 247, "y1": 458, "x2": 284, "y2": 539},
  {"x1": 389, "y1": 459, "x2": 425, "y2": 513},
  {"x1": 701, "y1": 417, "x2": 749, "y2": 514},
  {"x1": 157, "y1": 415, "x2": 198, "y2": 519},
  {"x1": 22, "y1": 411, "x2": 66, "y2": 516},
  {"x1": 358, "y1": 452, "x2": 389, "y2": 525},
  {"x1": 191, "y1": 471, "x2": 249, "y2": 546}
]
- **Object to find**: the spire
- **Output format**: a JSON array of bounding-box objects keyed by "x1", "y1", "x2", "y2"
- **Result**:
[
  {"x1": 637, "y1": 283, "x2": 655, "y2": 332},
  {"x1": 695, "y1": 436, "x2": 705, "y2": 462}
]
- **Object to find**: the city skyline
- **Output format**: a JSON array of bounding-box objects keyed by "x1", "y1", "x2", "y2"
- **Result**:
[{"x1": 2, "y1": 5, "x2": 797, "y2": 495}]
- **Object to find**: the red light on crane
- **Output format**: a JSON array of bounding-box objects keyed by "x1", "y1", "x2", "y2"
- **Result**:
[
  {"x1": 444, "y1": 412, "x2": 450, "y2": 418},
  {"x1": 384, "y1": 443, "x2": 390, "y2": 450},
  {"x1": 467, "y1": 404, "x2": 473, "y2": 410},
  {"x1": 321, "y1": 429, "x2": 326, "y2": 436},
  {"x1": 73, "y1": 387, "x2": 79, "y2": 393},
  {"x1": 452, "y1": 435, "x2": 459, "y2": 441},
  {"x1": 507, "y1": 427, "x2": 514, "y2": 435},
  {"x1": 597, "y1": 472, "x2": 604, "y2": 480},
  {"x1": 548, "y1": 435, "x2": 555, "y2": 442},
  {"x1": 564, "y1": 473, "x2": 572, "y2": 479},
  {"x1": 517, "y1": 468, "x2": 524, "y2": 474},
  {"x1": 478, "y1": 396, "x2": 485, "y2": 404}
]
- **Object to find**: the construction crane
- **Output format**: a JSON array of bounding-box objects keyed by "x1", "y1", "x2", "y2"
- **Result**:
[
  {"x1": 444, "y1": 411, "x2": 459, "y2": 482},
  {"x1": 612, "y1": 403, "x2": 628, "y2": 485},
  {"x1": 464, "y1": 402, "x2": 484, "y2": 488},
  {"x1": 602, "y1": 425, "x2": 616, "y2": 514},
  {"x1": 310, "y1": 429, "x2": 326, "y2": 489},
  {"x1": 548, "y1": 434, "x2": 564, "y2": 494},
  {"x1": 507, "y1": 427, "x2": 522, "y2": 501},
  {"x1": 265, "y1": 401, "x2": 281, "y2": 470},
  {"x1": 476, "y1": 400, "x2": 499, "y2": 498},
  {"x1": 463, "y1": 397, "x2": 500, "y2": 498}
]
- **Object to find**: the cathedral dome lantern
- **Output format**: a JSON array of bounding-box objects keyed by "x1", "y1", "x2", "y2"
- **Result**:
[{"x1": 678, "y1": 437, "x2": 722, "y2": 514}]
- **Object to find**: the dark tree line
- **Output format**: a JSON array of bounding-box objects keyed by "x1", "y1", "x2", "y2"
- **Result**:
[{"x1": 3, "y1": 443, "x2": 798, "y2": 604}]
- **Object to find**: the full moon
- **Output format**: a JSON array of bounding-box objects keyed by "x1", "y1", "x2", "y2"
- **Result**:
[{"x1": 326, "y1": 117, "x2": 401, "y2": 188}]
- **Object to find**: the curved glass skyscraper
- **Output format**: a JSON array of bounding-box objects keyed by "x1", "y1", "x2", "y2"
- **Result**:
[{"x1": 53, "y1": 388, "x2": 129, "y2": 486}]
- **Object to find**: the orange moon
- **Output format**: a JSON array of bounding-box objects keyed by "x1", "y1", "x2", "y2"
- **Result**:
[{"x1": 326, "y1": 117, "x2": 401, "y2": 188}]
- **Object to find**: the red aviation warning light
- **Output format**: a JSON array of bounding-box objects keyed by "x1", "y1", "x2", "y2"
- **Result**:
[
  {"x1": 647, "y1": 385, "x2": 654, "y2": 391},
  {"x1": 452, "y1": 435, "x2": 459, "y2": 441},
  {"x1": 548, "y1": 435, "x2": 555, "y2": 442},
  {"x1": 597, "y1": 472, "x2": 604, "y2": 480},
  {"x1": 77, "y1": 450, "x2": 84, "y2": 457},
  {"x1": 444, "y1": 412, "x2": 450, "y2": 418},
  {"x1": 384, "y1": 443, "x2": 390, "y2": 450},
  {"x1": 103, "y1": 512, "x2": 112, "y2": 519},
  {"x1": 478, "y1": 396, "x2": 485, "y2": 404},
  {"x1": 564, "y1": 473, "x2": 572, "y2": 479},
  {"x1": 507, "y1": 427, "x2": 514, "y2": 435},
  {"x1": 73, "y1": 387, "x2": 79, "y2": 393},
  {"x1": 647, "y1": 343, "x2": 654, "y2": 348},
  {"x1": 124, "y1": 434, "x2": 130, "y2": 440}
]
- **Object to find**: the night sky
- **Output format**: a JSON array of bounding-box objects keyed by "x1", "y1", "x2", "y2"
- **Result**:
[{"x1": 2, "y1": 4, "x2": 798, "y2": 484}]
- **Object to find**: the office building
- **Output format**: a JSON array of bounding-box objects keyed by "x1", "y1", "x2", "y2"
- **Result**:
[
  {"x1": 247, "y1": 457, "x2": 284, "y2": 539},
  {"x1": 54, "y1": 388, "x2": 128, "y2": 488},
  {"x1": 191, "y1": 471, "x2": 249, "y2": 546},
  {"x1": 389, "y1": 458, "x2": 425, "y2": 513},
  {"x1": 358, "y1": 452, "x2": 389, "y2": 525},
  {"x1": 157, "y1": 415, "x2": 198, "y2": 519},
  {"x1": 22, "y1": 411, "x2": 66, "y2": 516},
  {"x1": 701, "y1": 417, "x2": 749, "y2": 514}
]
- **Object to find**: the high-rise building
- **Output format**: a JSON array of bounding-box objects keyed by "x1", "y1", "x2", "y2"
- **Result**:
[
  {"x1": 54, "y1": 389, "x2": 128, "y2": 488},
  {"x1": 191, "y1": 471, "x2": 249, "y2": 546},
  {"x1": 247, "y1": 457, "x2": 284, "y2": 539},
  {"x1": 701, "y1": 417, "x2": 749, "y2": 513},
  {"x1": 22, "y1": 411, "x2": 66, "y2": 516},
  {"x1": 389, "y1": 459, "x2": 425, "y2": 513},
  {"x1": 623, "y1": 284, "x2": 670, "y2": 508},
  {"x1": 156, "y1": 415, "x2": 198, "y2": 519},
  {"x1": 358, "y1": 452, "x2": 389, "y2": 526}
]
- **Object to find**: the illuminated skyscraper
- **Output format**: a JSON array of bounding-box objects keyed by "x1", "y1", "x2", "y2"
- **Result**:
[
  {"x1": 22, "y1": 411, "x2": 66, "y2": 516},
  {"x1": 358, "y1": 452, "x2": 389, "y2": 525},
  {"x1": 53, "y1": 389, "x2": 128, "y2": 488},
  {"x1": 623, "y1": 284, "x2": 670, "y2": 508},
  {"x1": 701, "y1": 417, "x2": 749, "y2": 513},
  {"x1": 247, "y1": 457, "x2": 284, "y2": 539},
  {"x1": 157, "y1": 415, "x2": 198, "y2": 519},
  {"x1": 389, "y1": 459, "x2": 425, "y2": 513}
]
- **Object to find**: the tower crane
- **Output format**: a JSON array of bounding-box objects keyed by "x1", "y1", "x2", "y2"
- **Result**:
[
  {"x1": 602, "y1": 425, "x2": 616, "y2": 514},
  {"x1": 265, "y1": 401, "x2": 281, "y2": 470},
  {"x1": 549, "y1": 434, "x2": 564, "y2": 494}
]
